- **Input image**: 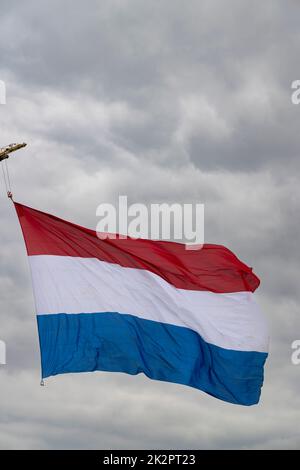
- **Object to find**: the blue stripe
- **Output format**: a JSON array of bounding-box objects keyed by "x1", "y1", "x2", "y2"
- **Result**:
[{"x1": 37, "y1": 312, "x2": 267, "y2": 405}]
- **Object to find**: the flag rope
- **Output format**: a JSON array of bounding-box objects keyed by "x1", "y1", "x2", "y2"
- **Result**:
[{"x1": 1, "y1": 159, "x2": 13, "y2": 199}]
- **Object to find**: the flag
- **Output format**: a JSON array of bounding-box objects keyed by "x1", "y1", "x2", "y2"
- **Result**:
[{"x1": 15, "y1": 202, "x2": 268, "y2": 405}]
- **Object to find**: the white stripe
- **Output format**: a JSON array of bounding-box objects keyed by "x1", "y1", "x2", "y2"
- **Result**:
[{"x1": 28, "y1": 255, "x2": 269, "y2": 353}]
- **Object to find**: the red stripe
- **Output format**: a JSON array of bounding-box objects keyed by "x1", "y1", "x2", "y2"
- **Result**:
[{"x1": 14, "y1": 202, "x2": 260, "y2": 293}]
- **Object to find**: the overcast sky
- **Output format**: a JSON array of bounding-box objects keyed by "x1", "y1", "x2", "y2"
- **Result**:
[{"x1": 0, "y1": 0, "x2": 299, "y2": 449}]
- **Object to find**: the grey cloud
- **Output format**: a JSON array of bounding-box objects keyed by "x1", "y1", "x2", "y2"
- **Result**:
[
  {"x1": 1, "y1": 0, "x2": 299, "y2": 171},
  {"x1": 0, "y1": 0, "x2": 299, "y2": 450}
]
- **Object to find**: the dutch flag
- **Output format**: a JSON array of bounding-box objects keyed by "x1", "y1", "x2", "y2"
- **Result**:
[{"x1": 15, "y1": 202, "x2": 268, "y2": 405}]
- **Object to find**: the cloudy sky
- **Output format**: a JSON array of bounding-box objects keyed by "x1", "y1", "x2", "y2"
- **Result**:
[{"x1": 0, "y1": 0, "x2": 299, "y2": 449}]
